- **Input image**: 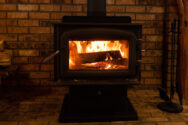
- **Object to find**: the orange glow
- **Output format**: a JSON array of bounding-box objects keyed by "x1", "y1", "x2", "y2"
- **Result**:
[{"x1": 69, "y1": 40, "x2": 129, "y2": 70}]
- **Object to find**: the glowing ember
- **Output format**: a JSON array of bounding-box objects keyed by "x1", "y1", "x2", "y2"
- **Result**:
[{"x1": 69, "y1": 40, "x2": 129, "y2": 70}]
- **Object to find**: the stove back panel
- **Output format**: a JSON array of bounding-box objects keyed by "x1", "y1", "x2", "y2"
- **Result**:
[{"x1": 87, "y1": 0, "x2": 106, "y2": 16}]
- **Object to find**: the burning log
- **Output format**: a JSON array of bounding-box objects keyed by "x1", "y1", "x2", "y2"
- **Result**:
[
  {"x1": 79, "y1": 50, "x2": 123, "y2": 63},
  {"x1": 81, "y1": 60, "x2": 128, "y2": 70}
]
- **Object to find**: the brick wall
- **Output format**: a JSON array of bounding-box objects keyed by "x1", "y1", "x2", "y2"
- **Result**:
[{"x1": 0, "y1": 0, "x2": 178, "y2": 86}]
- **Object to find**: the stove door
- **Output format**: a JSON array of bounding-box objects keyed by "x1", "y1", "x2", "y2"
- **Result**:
[{"x1": 59, "y1": 28, "x2": 137, "y2": 79}]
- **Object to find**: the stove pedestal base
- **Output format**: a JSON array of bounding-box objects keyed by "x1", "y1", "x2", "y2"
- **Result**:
[{"x1": 59, "y1": 86, "x2": 138, "y2": 123}]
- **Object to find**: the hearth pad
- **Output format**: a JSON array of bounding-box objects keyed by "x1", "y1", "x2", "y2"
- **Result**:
[{"x1": 59, "y1": 90, "x2": 138, "y2": 123}]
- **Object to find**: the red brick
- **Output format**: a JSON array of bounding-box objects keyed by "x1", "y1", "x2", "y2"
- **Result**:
[
  {"x1": 51, "y1": 0, "x2": 61, "y2": 3},
  {"x1": 40, "y1": 34, "x2": 53, "y2": 42},
  {"x1": 155, "y1": 43, "x2": 163, "y2": 49},
  {"x1": 106, "y1": 0, "x2": 115, "y2": 4},
  {"x1": 20, "y1": 64, "x2": 39, "y2": 71},
  {"x1": 167, "y1": 0, "x2": 177, "y2": 5},
  {"x1": 29, "y1": 0, "x2": 50, "y2": 3},
  {"x1": 143, "y1": 28, "x2": 156, "y2": 34},
  {"x1": 13, "y1": 57, "x2": 28, "y2": 63},
  {"x1": 115, "y1": 13, "x2": 135, "y2": 20},
  {"x1": 0, "y1": 34, "x2": 17, "y2": 41},
  {"x1": 7, "y1": 0, "x2": 28, "y2": 3},
  {"x1": 19, "y1": 50, "x2": 39, "y2": 56},
  {"x1": 145, "y1": 50, "x2": 162, "y2": 56},
  {"x1": 136, "y1": 14, "x2": 155, "y2": 20},
  {"x1": 146, "y1": 35, "x2": 163, "y2": 42},
  {"x1": 51, "y1": 13, "x2": 72, "y2": 19},
  {"x1": 29, "y1": 27, "x2": 50, "y2": 34},
  {"x1": 83, "y1": 5, "x2": 87, "y2": 12},
  {"x1": 168, "y1": 14, "x2": 178, "y2": 20},
  {"x1": 106, "y1": 13, "x2": 114, "y2": 16},
  {"x1": 29, "y1": 12, "x2": 49, "y2": 19},
  {"x1": 18, "y1": 20, "x2": 39, "y2": 26},
  {"x1": 6, "y1": 42, "x2": 17, "y2": 49},
  {"x1": 41, "y1": 64, "x2": 54, "y2": 71},
  {"x1": 145, "y1": 79, "x2": 161, "y2": 84},
  {"x1": 29, "y1": 57, "x2": 43, "y2": 63},
  {"x1": 141, "y1": 72, "x2": 153, "y2": 78},
  {"x1": 156, "y1": 0, "x2": 165, "y2": 5},
  {"x1": 40, "y1": 49, "x2": 54, "y2": 57},
  {"x1": 146, "y1": 6, "x2": 164, "y2": 13},
  {"x1": 156, "y1": 14, "x2": 164, "y2": 20},
  {"x1": 136, "y1": 0, "x2": 156, "y2": 5},
  {"x1": 141, "y1": 57, "x2": 155, "y2": 63},
  {"x1": 40, "y1": 20, "x2": 53, "y2": 27},
  {"x1": 30, "y1": 72, "x2": 50, "y2": 79},
  {"x1": 0, "y1": 0, "x2": 5, "y2": 3},
  {"x1": 40, "y1": 5, "x2": 60, "y2": 12},
  {"x1": 126, "y1": 6, "x2": 145, "y2": 12},
  {"x1": 62, "y1": 5, "x2": 82, "y2": 12},
  {"x1": 19, "y1": 42, "x2": 50, "y2": 49},
  {"x1": 18, "y1": 4, "x2": 39, "y2": 11},
  {"x1": 0, "y1": 20, "x2": 17, "y2": 26},
  {"x1": 143, "y1": 22, "x2": 163, "y2": 28},
  {"x1": 106, "y1": 6, "x2": 126, "y2": 12},
  {"x1": 142, "y1": 43, "x2": 155, "y2": 49},
  {"x1": 0, "y1": 4, "x2": 16, "y2": 11},
  {"x1": 72, "y1": 13, "x2": 87, "y2": 16},
  {"x1": 168, "y1": 6, "x2": 178, "y2": 13},
  {"x1": 8, "y1": 12, "x2": 28, "y2": 19},
  {"x1": 0, "y1": 27, "x2": 6, "y2": 33},
  {"x1": 73, "y1": 0, "x2": 86, "y2": 4},
  {"x1": 62, "y1": 0, "x2": 72, "y2": 4},
  {"x1": 19, "y1": 35, "x2": 40, "y2": 41},
  {"x1": 41, "y1": 80, "x2": 57, "y2": 86},
  {"x1": 155, "y1": 57, "x2": 162, "y2": 64},
  {"x1": 0, "y1": 12, "x2": 6, "y2": 18},
  {"x1": 116, "y1": 0, "x2": 135, "y2": 5},
  {"x1": 145, "y1": 65, "x2": 161, "y2": 71},
  {"x1": 8, "y1": 27, "x2": 28, "y2": 33}
]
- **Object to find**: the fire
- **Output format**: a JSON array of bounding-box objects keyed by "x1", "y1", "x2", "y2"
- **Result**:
[{"x1": 69, "y1": 40, "x2": 129, "y2": 70}]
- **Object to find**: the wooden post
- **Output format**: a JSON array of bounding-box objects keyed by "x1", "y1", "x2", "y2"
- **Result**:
[
  {"x1": 177, "y1": 0, "x2": 188, "y2": 99},
  {"x1": 184, "y1": 0, "x2": 188, "y2": 99}
]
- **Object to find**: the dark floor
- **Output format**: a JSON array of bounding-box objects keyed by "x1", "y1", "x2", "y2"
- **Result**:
[{"x1": 0, "y1": 86, "x2": 187, "y2": 125}]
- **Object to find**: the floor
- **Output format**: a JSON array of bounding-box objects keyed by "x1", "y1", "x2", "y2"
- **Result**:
[{"x1": 0, "y1": 86, "x2": 187, "y2": 125}]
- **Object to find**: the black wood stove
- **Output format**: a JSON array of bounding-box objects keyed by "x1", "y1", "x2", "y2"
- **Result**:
[{"x1": 54, "y1": 0, "x2": 142, "y2": 122}]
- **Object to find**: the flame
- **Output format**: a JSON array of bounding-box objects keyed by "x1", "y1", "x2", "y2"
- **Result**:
[
  {"x1": 69, "y1": 58, "x2": 74, "y2": 68},
  {"x1": 105, "y1": 64, "x2": 112, "y2": 69},
  {"x1": 70, "y1": 40, "x2": 128, "y2": 58},
  {"x1": 69, "y1": 40, "x2": 129, "y2": 70}
]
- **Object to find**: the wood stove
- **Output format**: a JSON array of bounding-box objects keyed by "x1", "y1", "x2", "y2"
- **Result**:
[{"x1": 55, "y1": 0, "x2": 142, "y2": 122}]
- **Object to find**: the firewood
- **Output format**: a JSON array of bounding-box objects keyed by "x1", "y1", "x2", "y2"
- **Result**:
[
  {"x1": 0, "y1": 40, "x2": 4, "y2": 52},
  {"x1": 79, "y1": 50, "x2": 123, "y2": 63}
]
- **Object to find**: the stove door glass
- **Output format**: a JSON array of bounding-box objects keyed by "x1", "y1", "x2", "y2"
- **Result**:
[{"x1": 69, "y1": 40, "x2": 129, "y2": 70}]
